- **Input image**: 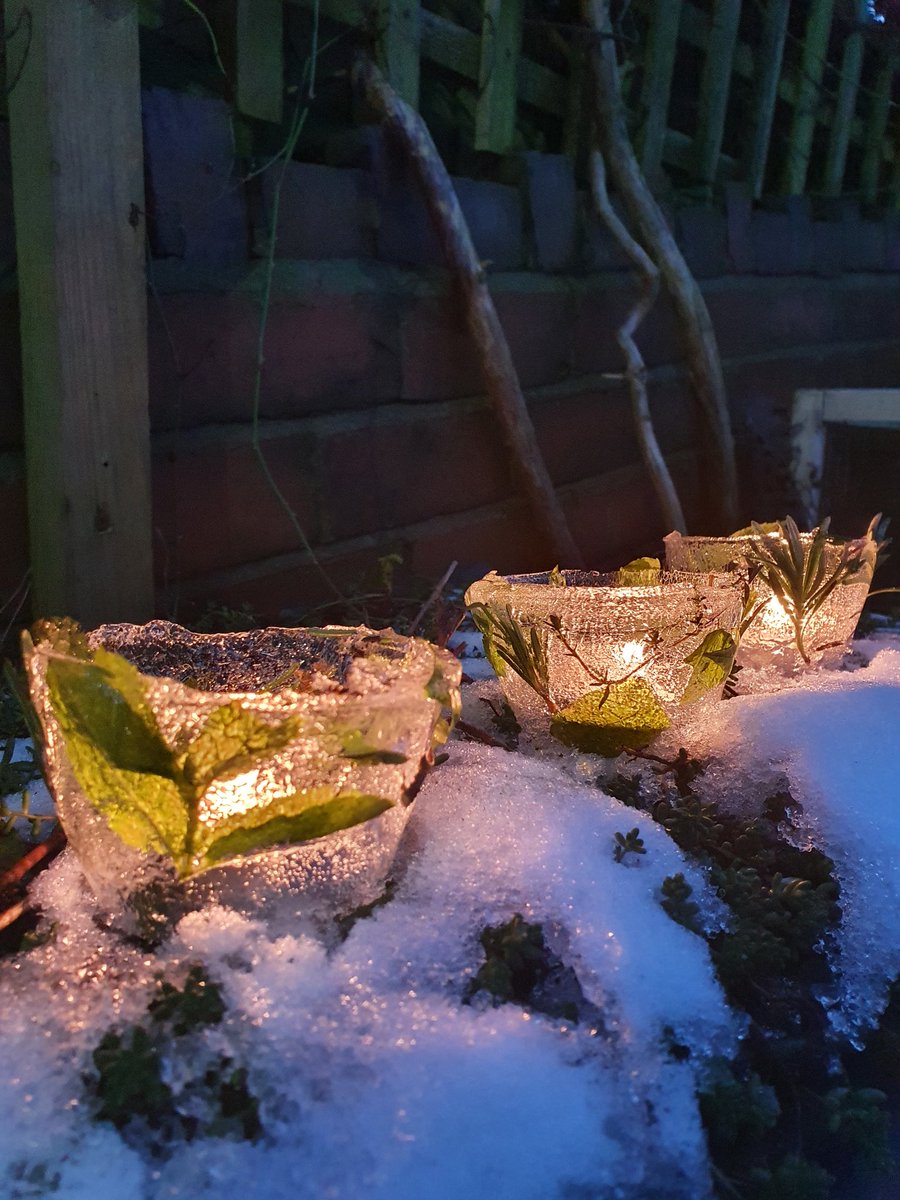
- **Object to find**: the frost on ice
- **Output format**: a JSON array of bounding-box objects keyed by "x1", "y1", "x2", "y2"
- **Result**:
[{"x1": 1, "y1": 740, "x2": 737, "y2": 1200}]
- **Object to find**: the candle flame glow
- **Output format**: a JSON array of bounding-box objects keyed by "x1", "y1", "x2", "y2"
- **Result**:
[{"x1": 619, "y1": 640, "x2": 647, "y2": 669}]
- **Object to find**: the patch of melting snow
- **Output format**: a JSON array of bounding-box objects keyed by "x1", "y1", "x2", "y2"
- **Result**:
[{"x1": 5, "y1": 632, "x2": 900, "y2": 1197}]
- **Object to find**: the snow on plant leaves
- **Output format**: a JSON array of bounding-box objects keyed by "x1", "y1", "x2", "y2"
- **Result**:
[
  {"x1": 681, "y1": 630, "x2": 737, "y2": 705},
  {"x1": 549, "y1": 678, "x2": 671, "y2": 756}
]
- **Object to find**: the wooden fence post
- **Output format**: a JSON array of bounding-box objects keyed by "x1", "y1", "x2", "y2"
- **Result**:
[
  {"x1": 5, "y1": 0, "x2": 153, "y2": 625},
  {"x1": 744, "y1": 0, "x2": 790, "y2": 198},
  {"x1": 822, "y1": 0, "x2": 867, "y2": 196},
  {"x1": 475, "y1": 0, "x2": 523, "y2": 153},
  {"x1": 694, "y1": 0, "x2": 742, "y2": 195},
  {"x1": 637, "y1": 0, "x2": 683, "y2": 184},
  {"x1": 783, "y1": 0, "x2": 835, "y2": 195},
  {"x1": 236, "y1": 0, "x2": 284, "y2": 123},
  {"x1": 860, "y1": 47, "x2": 897, "y2": 206},
  {"x1": 378, "y1": 0, "x2": 421, "y2": 108}
]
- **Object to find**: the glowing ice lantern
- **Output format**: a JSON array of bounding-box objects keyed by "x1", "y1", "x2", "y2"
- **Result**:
[
  {"x1": 24, "y1": 620, "x2": 461, "y2": 923},
  {"x1": 464, "y1": 569, "x2": 743, "y2": 757},
  {"x1": 663, "y1": 528, "x2": 874, "y2": 669}
]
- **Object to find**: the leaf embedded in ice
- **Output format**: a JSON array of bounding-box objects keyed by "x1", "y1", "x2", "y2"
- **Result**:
[
  {"x1": 549, "y1": 678, "x2": 670, "y2": 756},
  {"x1": 181, "y1": 702, "x2": 302, "y2": 789},
  {"x1": 199, "y1": 789, "x2": 393, "y2": 869},
  {"x1": 616, "y1": 558, "x2": 662, "y2": 587},
  {"x1": 681, "y1": 630, "x2": 737, "y2": 705}
]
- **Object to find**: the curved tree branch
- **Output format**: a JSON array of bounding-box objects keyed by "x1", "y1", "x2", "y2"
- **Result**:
[
  {"x1": 580, "y1": 0, "x2": 739, "y2": 531},
  {"x1": 589, "y1": 150, "x2": 687, "y2": 533},
  {"x1": 353, "y1": 55, "x2": 583, "y2": 568}
]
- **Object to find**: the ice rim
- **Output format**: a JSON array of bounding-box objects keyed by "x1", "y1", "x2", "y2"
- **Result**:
[
  {"x1": 464, "y1": 568, "x2": 744, "y2": 757},
  {"x1": 23, "y1": 620, "x2": 462, "y2": 925}
]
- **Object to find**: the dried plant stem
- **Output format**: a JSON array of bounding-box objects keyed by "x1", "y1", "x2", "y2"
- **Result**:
[
  {"x1": 409, "y1": 560, "x2": 458, "y2": 636},
  {"x1": 0, "y1": 824, "x2": 66, "y2": 892},
  {"x1": 580, "y1": 0, "x2": 739, "y2": 530},
  {"x1": 354, "y1": 56, "x2": 583, "y2": 568},
  {"x1": 588, "y1": 150, "x2": 686, "y2": 533}
]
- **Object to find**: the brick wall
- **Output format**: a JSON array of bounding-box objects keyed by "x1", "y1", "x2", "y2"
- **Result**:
[{"x1": 1, "y1": 90, "x2": 900, "y2": 623}]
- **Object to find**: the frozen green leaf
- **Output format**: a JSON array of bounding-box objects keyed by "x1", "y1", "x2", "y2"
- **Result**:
[
  {"x1": 338, "y1": 728, "x2": 407, "y2": 765},
  {"x1": 550, "y1": 678, "x2": 670, "y2": 756},
  {"x1": 199, "y1": 789, "x2": 393, "y2": 869},
  {"x1": 731, "y1": 521, "x2": 781, "y2": 537},
  {"x1": 50, "y1": 713, "x2": 189, "y2": 868},
  {"x1": 182, "y1": 702, "x2": 301, "y2": 790},
  {"x1": 45, "y1": 655, "x2": 174, "y2": 779},
  {"x1": 681, "y1": 630, "x2": 737, "y2": 705},
  {"x1": 616, "y1": 558, "x2": 661, "y2": 587}
]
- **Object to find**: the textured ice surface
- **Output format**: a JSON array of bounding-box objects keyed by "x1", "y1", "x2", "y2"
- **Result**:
[
  {"x1": 465, "y1": 570, "x2": 743, "y2": 745},
  {"x1": 24, "y1": 623, "x2": 460, "y2": 921},
  {"x1": 0, "y1": 740, "x2": 737, "y2": 1199},
  {"x1": 689, "y1": 639, "x2": 900, "y2": 1037},
  {"x1": 664, "y1": 531, "x2": 870, "y2": 668}
]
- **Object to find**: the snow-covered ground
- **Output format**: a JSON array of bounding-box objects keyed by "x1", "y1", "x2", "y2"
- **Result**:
[{"x1": 2, "y1": 633, "x2": 900, "y2": 1199}]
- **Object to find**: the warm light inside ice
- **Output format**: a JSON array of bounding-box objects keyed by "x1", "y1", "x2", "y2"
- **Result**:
[{"x1": 617, "y1": 639, "x2": 647, "y2": 670}]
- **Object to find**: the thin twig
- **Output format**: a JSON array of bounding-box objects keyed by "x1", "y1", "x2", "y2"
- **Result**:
[
  {"x1": 409, "y1": 561, "x2": 458, "y2": 636},
  {"x1": 588, "y1": 150, "x2": 686, "y2": 534},
  {"x1": 0, "y1": 824, "x2": 66, "y2": 892},
  {"x1": 454, "y1": 719, "x2": 509, "y2": 749},
  {"x1": 0, "y1": 899, "x2": 26, "y2": 932}
]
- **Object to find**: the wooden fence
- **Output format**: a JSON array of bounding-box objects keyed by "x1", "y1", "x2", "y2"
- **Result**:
[
  {"x1": 204, "y1": 0, "x2": 899, "y2": 207},
  {"x1": 4, "y1": 0, "x2": 900, "y2": 628}
]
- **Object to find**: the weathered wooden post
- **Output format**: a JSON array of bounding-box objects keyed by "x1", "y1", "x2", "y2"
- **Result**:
[{"x1": 5, "y1": 0, "x2": 153, "y2": 625}]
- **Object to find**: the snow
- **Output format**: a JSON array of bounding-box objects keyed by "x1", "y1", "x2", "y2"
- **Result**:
[{"x1": 4, "y1": 633, "x2": 900, "y2": 1197}]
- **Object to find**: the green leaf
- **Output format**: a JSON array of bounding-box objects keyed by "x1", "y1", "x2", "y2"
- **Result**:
[
  {"x1": 199, "y1": 789, "x2": 393, "y2": 869},
  {"x1": 681, "y1": 630, "x2": 737, "y2": 705},
  {"x1": 468, "y1": 604, "x2": 507, "y2": 678},
  {"x1": 731, "y1": 521, "x2": 781, "y2": 537},
  {"x1": 547, "y1": 566, "x2": 567, "y2": 588},
  {"x1": 338, "y1": 729, "x2": 408, "y2": 765},
  {"x1": 616, "y1": 557, "x2": 661, "y2": 587},
  {"x1": 182, "y1": 702, "x2": 301, "y2": 790},
  {"x1": 550, "y1": 678, "x2": 670, "y2": 756},
  {"x1": 51, "y1": 717, "x2": 189, "y2": 866},
  {"x1": 46, "y1": 655, "x2": 175, "y2": 779}
]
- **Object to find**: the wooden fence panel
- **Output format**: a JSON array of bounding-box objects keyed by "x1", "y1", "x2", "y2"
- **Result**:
[
  {"x1": 694, "y1": 0, "x2": 742, "y2": 193},
  {"x1": 638, "y1": 0, "x2": 683, "y2": 182},
  {"x1": 823, "y1": 0, "x2": 866, "y2": 196},
  {"x1": 475, "y1": 0, "x2": 523, "y2": 153},
  {"x1": 744, "y1": 0, "x2": 790, "y2": 198},
  {"x1": 861, "y1": 48, "x2": 897, "y2": 205},
  {"x1": 783, "y1": 0, "x2": 835, "y2": 194},
  {"x1": 235, "y1": 0, "x2": 284, "y2": 123}
]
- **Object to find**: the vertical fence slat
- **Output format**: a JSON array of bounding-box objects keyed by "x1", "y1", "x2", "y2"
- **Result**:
[
  {"x1": 378, "y1": 0, "x2": 421, "y2": 109},
  {"x1": 6, "y1": 0, "x2": 153, "y2": 624},
  {"x1": 860, "y1": 48, "x2": 897, "y2": 207},
  {"x1": 783, "y1": 0, "x2": 835, "y2": 194},
  {"x1": 694, "y1": 0, "x2": 742, "y2": 193},
  {"x1": 744, "y1": 0, "x2": 790, "y2": 198},
  {"x1": 236, "y1": 0, "x2": 284, "y2": 124},
  {"x1": 637, "y1": 0, "x2": 683, "y2": 181},
  {"x1": 475, "y1": 0, "x2": 523, "y2": 153},
  {"x1": 823, "y1": 0, "x2": 867, "y2": 196}
]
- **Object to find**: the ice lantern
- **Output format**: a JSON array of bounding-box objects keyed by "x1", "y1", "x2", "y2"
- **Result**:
[
  {"x1": 465, "y1": 569, "x2": 743, "y2": 756},
  {"x1": 24, "y1": 620, "x2": 461, "y2": 922},
  {"x1": 664, "y1": 519, "x2": 877, "y2": 669}
]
